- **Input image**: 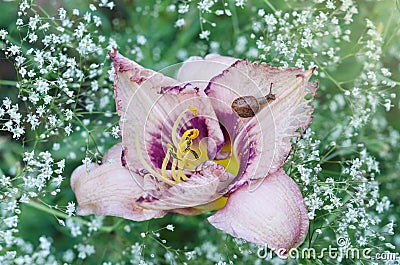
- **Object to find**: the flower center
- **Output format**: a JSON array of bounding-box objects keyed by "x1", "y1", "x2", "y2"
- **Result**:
[
  {"x1": 135, "y1": 106, "x2": 239, "y2": 189},
  {"x1": 161, "y1": 130, "x2": 200, "y2": 184},
  {"x1": 160, "y1": 107, "x2": 205, "y2": 184}
]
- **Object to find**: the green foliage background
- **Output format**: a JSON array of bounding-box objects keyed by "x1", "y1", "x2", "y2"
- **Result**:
[{"x1": 0, "y1": 0, "x2": 399, "y2": 264}]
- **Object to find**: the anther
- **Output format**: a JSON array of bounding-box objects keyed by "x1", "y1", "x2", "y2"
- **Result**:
[
  {"x1": 189, "y1": 149, "x2": 199, "y2": 159},
  {"x1": 168, "y1": 144, "x2": 181, "y2": 161}
]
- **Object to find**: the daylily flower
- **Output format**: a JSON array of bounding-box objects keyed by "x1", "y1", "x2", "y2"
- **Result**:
[{"x1": 71, "y1": 50, "x2": 317, "y2": 252}]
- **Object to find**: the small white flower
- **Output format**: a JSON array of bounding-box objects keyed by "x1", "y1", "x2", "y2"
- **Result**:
[
  {"x1": 178, "y1": 4, "x2": 189, "y2": 14},
  {"x1": 136, "y1": 35, "x2": 147, "y2": 45},
  {"x1": 235, "y1": 0, "x2": 246, "y2": 7},
  {"x1": 58, "y1": 8, "x2": 67, "y2": 20},
  {"x1": 7, "y1": 45, "x2": 21, "y2": 55},
  {"x1": 381, "y1": 68, "x2": 391, "y2": 77},
  {"x1": 28, "y1": 32, "x2": 38, "y2": 43},
  {"x1": 106, "y1": 1, "x2": 115, "y2": 10},
  {"x1": 0, "y1": 29, "x2": 8, "y2": 39},
  {"x1": 16, "y1": 18, "x2": 23, "y2": 26},
  {"x1": 198, "y1": 0, "x2": 215, "y2": 13},
  {"x1": 4, "y1": 216, "x2": 18, "y2": 228},
  {"x1": 199, "y1": 30, "x2": 210, "y2": 40},
  {"x1": 111, "y1": 125, "x2": 120, "y2": 138},
  {"x1": 64, "y1": 123, "x2": 72, "y2": 136},
  {"x1": 76, "y1": 244, "x2": 95, "y2": 259},
  {"x1": 28, "y1": 14, "x2": 40, "y2": 30},
  {"x1": 93, "y1": 15, "x2": 102, "y2": 27},
  {"x1": 64, "y1": 109, "x2": 73, "y2": 121},
  {"x1": 175, "y1": 18, "x2": 185, "y2": 28}
]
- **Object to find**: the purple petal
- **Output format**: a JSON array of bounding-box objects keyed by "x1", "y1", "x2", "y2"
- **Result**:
[
  {"x1": 110, "y1": 51, "x2": 225, "y2": 178},
  {"x1": 170, "y1": 197, "x2": 228, "y2": 216},
  {"x1": 101, "y1": 142, "x2": 123, "y2": 164},
  {"x1": 110, "y1": 50, "x2": 178, "y2": 116},
  {"x1": 206, "y1": 60, "x2": 316, "y2": 184},
  {"x1": 208, "y1": 169, "x2": 309, "y2": 252},
  {"x1": 137, "y1": 161, "x2": 233, "y2": 210},
  {"x1": 71, "y1": 145, "x2": 166, "y2": 221},
  {"x1": 177, "y1": 54, "x2": 239, "y2": 90}
]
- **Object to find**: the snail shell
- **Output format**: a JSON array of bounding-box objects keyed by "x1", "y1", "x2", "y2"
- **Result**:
[
  {"x1": 231, "y1": 83, "x2": 276, "y2": 118},
  {"x1": 231, "y1": 96, "x2": 265, "y2": 118}
]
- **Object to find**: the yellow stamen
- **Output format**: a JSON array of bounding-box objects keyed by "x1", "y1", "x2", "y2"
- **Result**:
[
  {"x1": 161, "y1": 145, "x2": 172, "y2": 179},
  {"x1": 177, "y1": 157, "x2": 189, "y2": 181},
  {"x1": 171, "y1": 107, "x2": 198, "y2": 148},
  {"x1": 176, "y1": 128, "x2": 200, "y2": 179},
  {"x1": 189, "y1": 106, "x2": 197, "y2": 115},
  {"x1": 176, "y1": 148, "x2": 189, "y2": 179},
  {"x1": 162, "y1": 107, "x2": 200, "y2": 184},
  {"x1": 134, "y1": 127, "x2": 175, "y2": 185},
  {"x1": 160, "y1": 144, "x2": 183, "y2": 183},
  {"x1": 179, "y1": 129, "x2": 199, "y2": 153},
  {"x1": 137, "y1": 104, "x2": 239, "y2": 191},
  {"x1": 175, "y1": 139, "x2": 209, "y2": 174},
  {"x1": 171, "y1": 158, "x2": 180, "y2": 182},
  {"x1": 182, "y1": 128, "x2": 200, "y2": 140},
  {"x1": 158, "y1": 106, "x2": 240, "y2": 188}
]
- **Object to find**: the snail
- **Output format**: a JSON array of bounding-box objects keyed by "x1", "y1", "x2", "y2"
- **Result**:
[{"x1": 231, "y1": 83, "x2": 276, "y2": 118}]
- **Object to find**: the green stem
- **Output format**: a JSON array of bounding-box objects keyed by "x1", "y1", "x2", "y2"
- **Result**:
[
  {"x1": 301, "y1": 47, "x2": 346, "y2": 92},
  {"x1": 339, "y1": 52, "x2": 357, "y2": 62},
  {"x1": 320, "y1": 145, "x2": 338, "y2": 162},
  {"x1": 27, "y1": 200, "x2": 122, "y2": 233},
  {"x1": 230, "y1": 2, "x2": 240, "y2": 38},
  {"x1": 263, "y1": 0, "x2": 277, "y2": 12},
  {"x1": 73, "y1": 114, "x2": 104, "y2": 157},
  {"x1": 76, "y1": 111, "x2": 117, "y2": 115},
  {"x1": 320, "y1": 170, "x2": 342, "y2": 176},
  {"x1": 319, "y1": 67, "x2": 345, "y2": 92},
  {"x1": 27, "y1": 200, "x2": 90, "y2": 227},
  {"x1": 0, "y1": 80, "x2": 18, "y2": 86}
]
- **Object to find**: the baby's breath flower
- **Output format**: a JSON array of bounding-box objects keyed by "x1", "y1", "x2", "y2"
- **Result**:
[
  {"x1": 66, "y1": 202, "x2": 76, "y2": 217},
  {"x1": 235, "y1": 0, "x2": 247, "y2": 7},
  {"x1": 175, "y1": 18, "x2": 185, "y2": 28},
  {"x1": 75, "y1": 244, "x2": 95, "y2": 259},
  {"x1": 7, "y1": 45, "x2": 21, "y2": 55},
  {"x1": 178, "y1": 4, "x2": 189, "y2": 14},
  {"x1": 111, "y1": 125, "x2": 120, "y2": 138},
  {"x1": 0, "y1": 29, "x2": 8, "y2": 39},
  {"x1": 199, "y1": 30, "x2": 210, "y2": 40},
  {"x1": 136, "y1": 35, "x2": 147, "y2": 45},
  {"x1": 198, "y1": 0, "x2": 216, "y2": 13}
]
